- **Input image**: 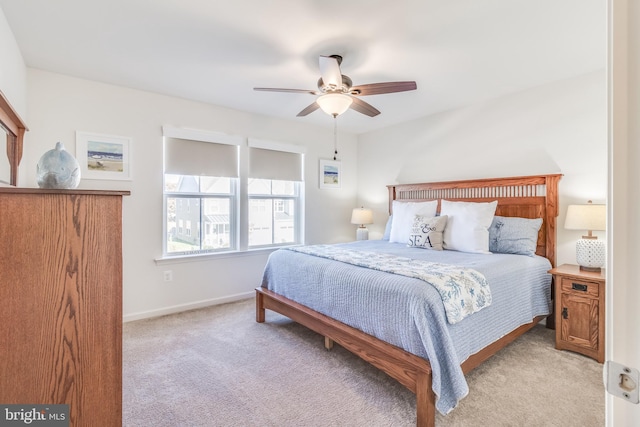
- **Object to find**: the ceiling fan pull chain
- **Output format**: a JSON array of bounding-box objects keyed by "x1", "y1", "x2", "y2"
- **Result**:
[{"x1": 333, "y1": 114, "x2": 338, "y2": 160}]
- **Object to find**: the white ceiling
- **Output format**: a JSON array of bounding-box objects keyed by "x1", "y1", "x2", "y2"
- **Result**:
[{"x1": 0, "y1": 0, "x2": 605, "y2": 134}]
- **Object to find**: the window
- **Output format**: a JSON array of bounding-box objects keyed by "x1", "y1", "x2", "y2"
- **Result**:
[
  {"x1": 247, "y1": 140, "x2": 305, "y2": 249},
  {"x1": 163, "y1": 127, "x2": 241, "y2": 256},
  {"x1": 162, "y1": 128, "x2": 305, "y2": 258},
  {"x1": 248, "y1": 179, "x2": 301, "y2": 247},
  {"x1": 165, "y1": 175, "x2": 236, "y2": 254}
]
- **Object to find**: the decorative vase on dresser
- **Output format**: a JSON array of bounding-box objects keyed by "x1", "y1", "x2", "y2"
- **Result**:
[{"x1": 0, "y1": 187, "x2": 129, "y2": 426}]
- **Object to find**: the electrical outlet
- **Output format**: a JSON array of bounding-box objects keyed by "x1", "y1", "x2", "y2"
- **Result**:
[
  {"x1": 605, "y1": 361, "x2": 640, "y2": 404},
  {"x1": 163, "y1": 270, "x2": 173, "y2": 282}
]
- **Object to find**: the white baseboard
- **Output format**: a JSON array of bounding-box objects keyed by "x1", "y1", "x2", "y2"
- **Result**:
[{"x1": 123, "y1": 291, "x2": 254, "y2": 322}]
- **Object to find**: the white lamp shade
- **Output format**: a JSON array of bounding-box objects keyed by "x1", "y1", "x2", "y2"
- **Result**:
[
  {"x1": 564, "y1": 203, "x2": 606, "y2": 232},
  {"x1": 317, "y1": 93, "x2": 353, "y2": 116},
  {"x1": 351, "y1": 207, "x2": 373, "y2": 225}
]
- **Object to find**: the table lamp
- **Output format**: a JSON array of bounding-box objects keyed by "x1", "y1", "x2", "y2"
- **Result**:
[
  {"x1": 351, "y1": 207, "x2": 373, "y2": 241},
  {"x1": 564, "y1": 200, "x2": 606, "y2": 272}
]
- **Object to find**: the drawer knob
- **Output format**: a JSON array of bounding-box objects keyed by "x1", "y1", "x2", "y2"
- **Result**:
[{"x1": 572, "y1": 283, "x2": 588, "y2": 292}]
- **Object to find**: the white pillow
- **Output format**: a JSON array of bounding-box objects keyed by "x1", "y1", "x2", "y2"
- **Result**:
[
  {"x1": 382, "y1": 216, "x2": 393, "y2": 240},
  {"x1": 440, "y1": 200, "x2": 498, "y2": 254},
  {"x1": 389, "y1": 200, "x2": 438, "y2": 243}
]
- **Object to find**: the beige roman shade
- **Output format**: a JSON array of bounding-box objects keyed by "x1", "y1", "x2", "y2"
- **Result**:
[
  {"x1": 163, "y1": 126, "x2": 240, "y2": 177},
  {"x1": 248, "y1": 138, "x2": 305, "y2": 182}
]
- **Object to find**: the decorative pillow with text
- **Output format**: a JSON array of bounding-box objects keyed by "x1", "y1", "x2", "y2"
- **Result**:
[{"x1": 408, "y1": 215, "x2": 448, "y2": 250}]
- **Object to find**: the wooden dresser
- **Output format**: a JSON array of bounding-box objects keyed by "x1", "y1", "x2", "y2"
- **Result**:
[{"x1": 0, "y1": 188, "x2": 129, "y2": 426}]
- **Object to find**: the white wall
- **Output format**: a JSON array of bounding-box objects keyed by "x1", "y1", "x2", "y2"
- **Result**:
[
  {"x1": 0, "y1": 7, "x2": 27, "y2": 118},
  {"x1": 0, "y1": 6, "x2": 27, "y2": 186},
  {"x1": 25, "y1": 69, "x2": 358, "y2": 321},
  {"x1": 357, "y1": 71, "x2": 607, "y2": 267},
  {"x1": 608, "y1": 0, "x2": 640, "y2": 425}
]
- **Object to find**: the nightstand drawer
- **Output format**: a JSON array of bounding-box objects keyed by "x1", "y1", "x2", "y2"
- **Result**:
[{"x1": 560, "y1": 277, "x2": 599, "y2": 298}]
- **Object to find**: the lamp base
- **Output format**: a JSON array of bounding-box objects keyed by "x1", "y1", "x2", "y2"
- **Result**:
[
  {"x1": 575, "y1": 238, "x2": 605, "y2": 271},
  {"x1": 356, "y1": 227, "x2": 369, "y2": 241},
  {"x1": 579, "y1": 265, "x2": 602, "y2": 273}
]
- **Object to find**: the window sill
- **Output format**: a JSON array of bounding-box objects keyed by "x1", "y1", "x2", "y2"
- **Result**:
[{"x1": 154, "y1": 245, "x2": 295, "y2": 265}]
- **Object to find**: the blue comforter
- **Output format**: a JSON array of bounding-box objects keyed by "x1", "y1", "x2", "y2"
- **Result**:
[
  {"x1": 287, "y1": 244, "x2": 492, "y2": 324},
  {"x1": 261, "y1": 240, "x2": 552, "y2": 414}
]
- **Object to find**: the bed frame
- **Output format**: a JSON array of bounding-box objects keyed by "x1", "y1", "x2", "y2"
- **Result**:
[{"x1": 256, "y1": 174, "x2": 562, "y2": 427}]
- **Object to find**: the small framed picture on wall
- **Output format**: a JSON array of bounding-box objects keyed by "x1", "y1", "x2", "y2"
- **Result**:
[
  {"x1": 76, "y1": 131, "x2": 132, "y2": 181},
  {"x1": 319, "y1": 159, "x2": 341, "y2": 189}
]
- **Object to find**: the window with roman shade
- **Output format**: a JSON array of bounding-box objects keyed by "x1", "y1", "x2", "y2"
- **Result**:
[
  {"x1": 247, "y1": 138, "x2": 305, "y2": 248},
  {"x1": 163, "y1": 126, "x2": 241, "y2": 256}
]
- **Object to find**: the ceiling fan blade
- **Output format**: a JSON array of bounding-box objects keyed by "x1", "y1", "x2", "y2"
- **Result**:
[
  {"x1": 254, "y1": 87, "x2": 318, "y2": 95},
  {"x1": 350, "y1": 81, "x2": 417, "y2": 96},
  {"x1": 319, "y1": 55, "x2": 342, "y2": 88},
  {"x1": 350, "y1": 97, "x2": 381, "y2": 117},
  {"x1": 296, "y1": 102, "x2": 320, "y2": 117}
]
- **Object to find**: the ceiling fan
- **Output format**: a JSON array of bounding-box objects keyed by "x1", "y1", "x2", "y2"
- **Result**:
[{"x1": 254, "y1": 55, "x2": 417, "y2": 118}]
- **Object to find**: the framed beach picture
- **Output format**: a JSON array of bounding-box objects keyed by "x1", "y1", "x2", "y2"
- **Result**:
[
  {"x1": 76, "y1": 131, "x2": 132, "y2": 180},
  {"x1": 319, "y1": 159, "x2": 341, "y2": 189}
]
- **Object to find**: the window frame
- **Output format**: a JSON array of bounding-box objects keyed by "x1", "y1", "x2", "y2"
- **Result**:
[
  {"x1": 163, "y1": 176, "x2": 239, "y2": 256},
  {"x1": 160, "y1": 129, "x2": 306, "y2": 261},
  {"x1": 247, "y1": 179, "x2": 303, "y2": 249}
]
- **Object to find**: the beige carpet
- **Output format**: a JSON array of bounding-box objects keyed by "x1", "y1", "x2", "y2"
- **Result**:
[{"x1": 123, "y1": 298, "x2": 605, "y2": 426}]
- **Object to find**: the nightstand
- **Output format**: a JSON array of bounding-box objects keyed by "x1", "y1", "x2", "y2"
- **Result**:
[{"x1": 548, "y1": 264, "x2": 606, "y2": 363}]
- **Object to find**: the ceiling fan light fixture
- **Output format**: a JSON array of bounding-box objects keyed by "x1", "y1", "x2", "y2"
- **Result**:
[
  {"x1": 317, "y1": 93, "x2": 353, "y2": 116},
  {"x1": 255, "y1": 54, "x2": 416, "y2": 118}
]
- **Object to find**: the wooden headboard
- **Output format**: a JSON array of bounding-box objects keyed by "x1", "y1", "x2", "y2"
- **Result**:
[{"x1": 387, "y1": 174, "x2": 562, "y2": 267}]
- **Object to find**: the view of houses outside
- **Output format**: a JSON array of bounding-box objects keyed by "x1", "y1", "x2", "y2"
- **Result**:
[
  {"x1": 165, "y1": 175, "x2": 232, "y2": 253},
  {"x1": 166, "y1": 175, "x2": 297, "y2": 254},
  {"x1": 248, "y1": 179, "x2": 296, "y2": 247}
]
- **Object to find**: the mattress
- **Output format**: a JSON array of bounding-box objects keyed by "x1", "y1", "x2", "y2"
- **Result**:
[{"x1": 261, "y1": 240, "x2": 552, "y2": 414}]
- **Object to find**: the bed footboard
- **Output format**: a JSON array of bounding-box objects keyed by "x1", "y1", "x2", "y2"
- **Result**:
[
  {"x1": 256, "y1": 287, "x2": 436, "y2": 427},
  {"x1": 255, "y1": 286, "x2": 545, "y2": 427}
]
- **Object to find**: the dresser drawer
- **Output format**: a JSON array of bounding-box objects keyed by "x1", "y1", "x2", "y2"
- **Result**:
[{"x1": 560, "y1": 277, "x2": 600, "y2": 298}]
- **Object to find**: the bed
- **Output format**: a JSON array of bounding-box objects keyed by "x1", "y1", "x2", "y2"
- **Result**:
[{"x1": 256, "y1": 174, "x2": 562, "y2": 427}]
